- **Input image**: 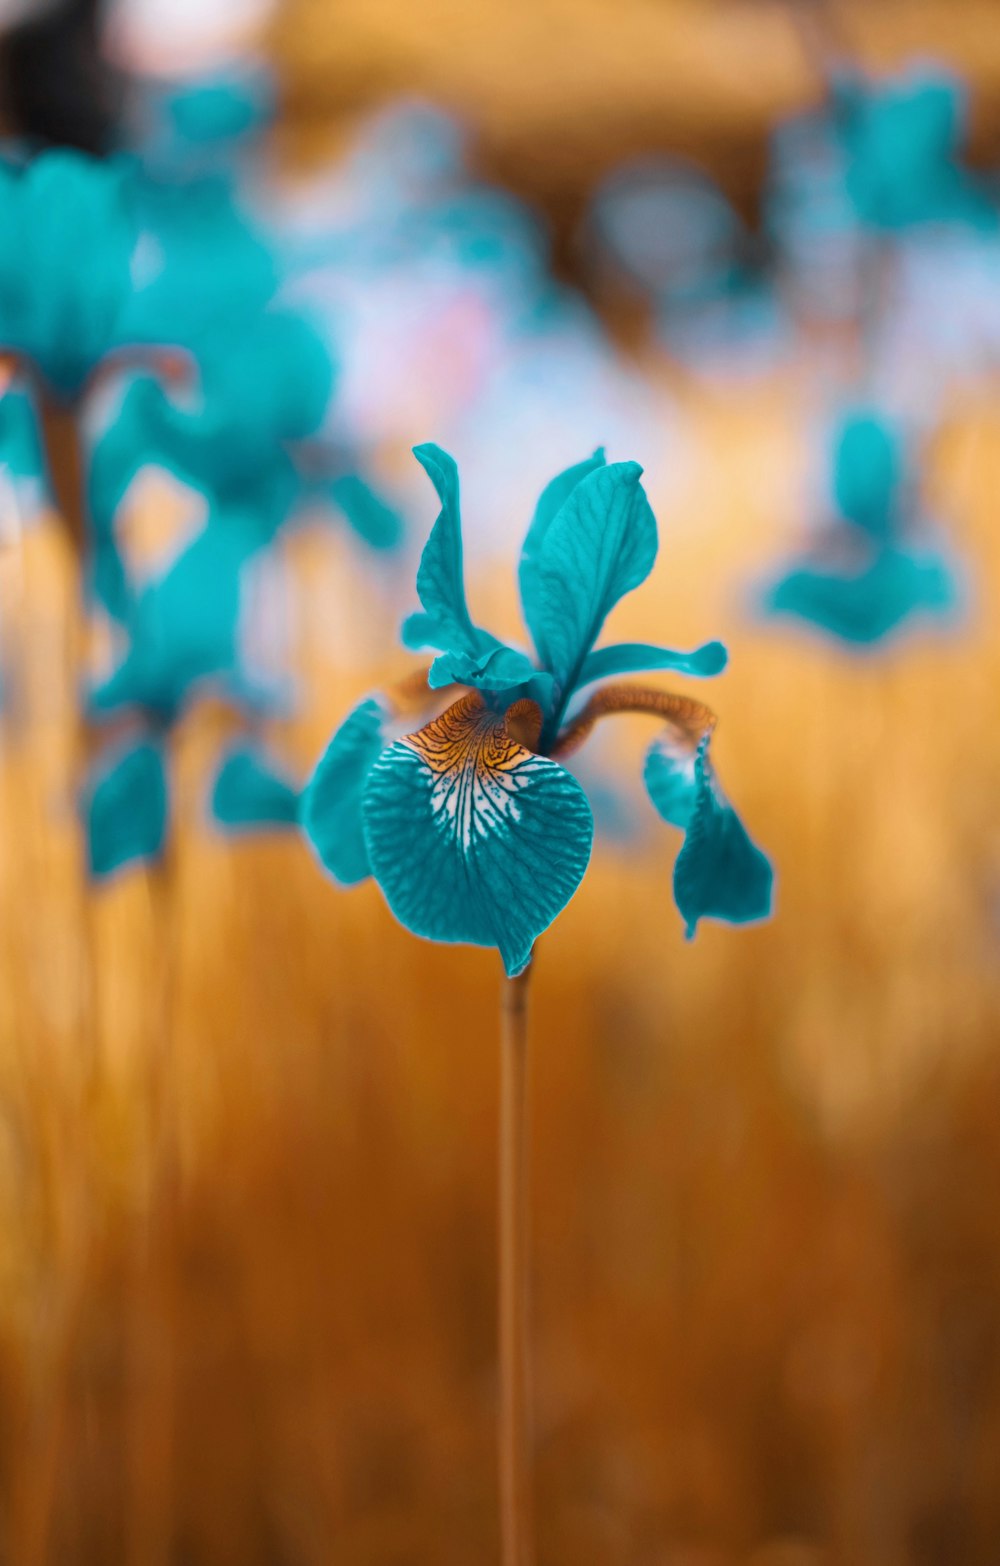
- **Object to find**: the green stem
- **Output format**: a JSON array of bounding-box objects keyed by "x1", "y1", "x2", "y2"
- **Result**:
[{"x1": 499, "y1": 962, "x2": 534, "y2": 1566}]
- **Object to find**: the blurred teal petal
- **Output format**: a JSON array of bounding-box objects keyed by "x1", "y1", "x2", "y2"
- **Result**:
[
  {"x1": 765, "y1": 547, "x2": 957, "y2": 645},
  {"x1": 85, "y1": 739, "x2": 168, "y2": 879},
  {"x1": 0, "y1": 154, "x2": 136, "y2": 396},
  {"x1": 328, "y1": 473, "x2": 404, "y2": 551},
  {"x1": 0, "y1": 389, "x2": 44, "y2": 488},
  {"x1": 302, "y1": 697, "x2": 387, "y2": 885},
  {"x1": 645, "y1": 734, "x2": 773, "y2": 937},
  {"x1": 519, "y1": 448, "x2": 605, "y2": 662},
  {"x1": 831, "y1": 409, "x2": 903, "y2": 539},
  {"x1": 363, "y1": 693, "x2": 593, "y2": 976},
  {"x1": 532, "y1": 462, "x2": 658, "y2": 696},
  {"x1": 211, "y1": 744, "x2": 300, "y2": 832},
  {"x1": 577, "y1": 639, "x2": 727, "y2": 688},
  {"x1": 88, "y1": 523, "x2": 252, "y2": 721},
  {"x1": 407, "y1": 442, "x2": 477, "y2": 652}
]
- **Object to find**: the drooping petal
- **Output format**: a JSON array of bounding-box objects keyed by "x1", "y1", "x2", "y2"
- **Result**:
[
  {"x1": 576, "y1": 639, "x2": 728, "y2": 688},
  {"x1": 552, "y1": 682, "x2": 715, "y2": 761},
  {"x1": 362, "y1": 692, "x2": 593, "y2": 977},
  {"x1": 519, "y1": 448, "x2": 605, "y2": 663},
  {"x1": 301, "y1": 696, "x2": 388, "y2": 885},
  {"x1": 84, "y1": 739, "x2": 168, "y2": 879},
  {"x1": 211, "y1": 743, "x2": 300, "y2": 832},
  {"x1": 645, "y1": 733, "x2": 773, "y2": 937},
  {"x1": 532, "y1": 462, "x2": 658, "y2": 697}
]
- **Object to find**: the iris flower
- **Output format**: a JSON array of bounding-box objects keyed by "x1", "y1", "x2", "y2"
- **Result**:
[
  {"x1": 303, "y1": 445, "x2": 772, "y2": 976},
  {"x1": 764, "y1": 406, "x2": 957, "y2": 645},
  {"x1": 0, "y1": 152, "x2": 138, "y2": 401}
]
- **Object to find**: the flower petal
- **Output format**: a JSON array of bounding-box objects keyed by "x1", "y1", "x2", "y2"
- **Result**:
[
  {"x1": 645, "y1": 734, "x2": 773, "y2": 936},
  {"x1": 519, "y1": 448, "x2": 605, "y2": 663},
  {"x1": 84, "y1": 739, "x2": 168, "y2": 879},
  {"x1": 533, "y1": 461, "x2": 658, "y2": 698},
  {"x1": 301, "y1": 696, "x2": 388, "y2": 885},
  {"x1": 427, "y1": 644, "x2": 541, "y2": 694},
  {"x1": 211, "y1": 744, "x2": 300, "y2": 832},
  {"x1": 405, "y1": 442, "x2": 477, "y2": 654},
  {"x1": 327, "y1": 473, "x2": 404, "y2": 551},
  {"x1": 363, "y1": 692, "x2": 593, "y2": 977},
  {"x1": 576, "y1": 639, "x2": 727, "y2": 687},
  {"x1": 764, "y1": 547, "x2": 957, "y2": 645}
]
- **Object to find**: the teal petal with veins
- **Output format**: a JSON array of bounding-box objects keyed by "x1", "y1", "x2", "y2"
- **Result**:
[
  {"x1": 577, "y1": 639, "x2": 727, "y2": 688},
  {"x1": 363, "y1": 693, "x2": 593, "y2": 976},
  {"x1": 302, "y1": 696, "x2": 387, "y2": 885},
  {"x1": 533, "y1": 461, "x2": 658, "y2": 697},
  {"x1": 85, "y1": 739, "x2": 168, "y2": 879},
  {"x1": 211, "y1": 744, "x2": 300, "y2": 832},
  {"x1": 645, "y1": 734, "x2": 772, "y2": 936},
  {"x1": 406, "y1": 442, "x2": 478, "y2": 654},
  {"x1": 519, "y1": 448, "x2": 605, "y2": 664}
]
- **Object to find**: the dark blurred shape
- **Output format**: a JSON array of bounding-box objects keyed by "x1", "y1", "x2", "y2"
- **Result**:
[{"x1": 0, "y1": 0, "x2": 121, "y2": 153}]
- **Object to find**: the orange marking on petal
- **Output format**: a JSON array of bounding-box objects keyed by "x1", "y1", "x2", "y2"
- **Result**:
[{"x1": 552, "y1": 683, "x2": 716, "y2": 759}]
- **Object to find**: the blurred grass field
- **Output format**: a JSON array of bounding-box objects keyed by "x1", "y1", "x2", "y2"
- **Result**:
[{"x1": 1, "y1": 356, "x2": 999, "y2": 1562}]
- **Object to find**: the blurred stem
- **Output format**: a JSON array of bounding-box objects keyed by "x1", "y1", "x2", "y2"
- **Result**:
[
  {"x1": 499, "y1": 962, "x2": 533, "y2": 1566},
  {"x1": 127, "y1": 838, "x2": 181, "y2": 1566},
  {"x1": 37, "y1": 398, "x2": 86, "y2": 555}
]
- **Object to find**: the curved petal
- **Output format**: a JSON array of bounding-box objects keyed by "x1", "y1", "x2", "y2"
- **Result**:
[
  {"x1": 327, "y1": 473, "x2": 404, "y2": 551},
  {"x1": 519, "y1": 448, "x2": 605, "y2": 663},
  {"x1": 407, "y1": 442, "x2": 477, "y2": 653},
  {"x1": 764, "y1": 549, "x2": 957, "y2": 645},
  {"x1": 84, "y1": 738, "x2": 168, "y2": 880},
  {"x1": 645, "y1": 734, "x2": 773, "y2": 937},
  {"x1": 428, "y1": 644, "x2": 541, "y2": 694},
  {"x1": 211, "y1": 744, "x2": 300, "y2": 832},
  {"x1": 363, "y1": 693, "x2": 593, "y2": 976},
  {"x1": 553, "y1": 682, "x2": 715, "y2": 761},
  {"x1": 576, "y1": 639, "x2": 727, "y2": 688},
  {"x1": 532, "y1": 461, "x2": 658, "y2": 700},
  {"x1": 301, "y1": 697, "x2": 388, "y2": 885}
]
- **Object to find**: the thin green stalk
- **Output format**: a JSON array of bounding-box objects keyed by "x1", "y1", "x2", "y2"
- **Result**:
[{"x1": 499, "y1": 962, "x2": 534, "y2": 1566}]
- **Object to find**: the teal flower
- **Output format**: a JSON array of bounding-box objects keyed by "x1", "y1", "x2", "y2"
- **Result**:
[
  {"x1": 764, "y1": 406, "x2": 959, "y2": 645},
  {"x1": 0, "y1": 153, "x2": 138, "y2": 400},
  {"x1": 303, "y1": 445, "x2": 772, "y2": 975}
]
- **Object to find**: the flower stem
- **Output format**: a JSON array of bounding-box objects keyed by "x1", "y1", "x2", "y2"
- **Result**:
[{"x1": 499, "y1": 962, "x2": 534, "y2": 1566}]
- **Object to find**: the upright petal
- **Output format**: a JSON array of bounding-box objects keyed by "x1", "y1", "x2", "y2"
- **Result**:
[
  {"x1": 404, "y1": 442, "x2": 477, "y2": 653},
  {"x1": 533, "y1": 462, "x2": 658, "y2": 699},
  {"x1": 363, "y1": 692, "x2": 593, "y2": 976},
  {"x1": 519, "y1": 449, "x2": 605, "y2": 663},
  {"x1": 645, "y1": 734, "x2": 773, "y2": 936},
  {"x1": 302, "y1": 697, "x2": 388, "y2": 885}
]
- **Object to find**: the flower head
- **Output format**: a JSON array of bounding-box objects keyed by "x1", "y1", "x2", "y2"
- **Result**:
[
  {"x1": 764, "y1": 405, "x2": 958, "y2": 646},
  {"x1": 0, "y1": 153, "x2": 138, "y2": 399},
  {"x1": 303, "y1": 445, "x2": 772, "y2": 975}
]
